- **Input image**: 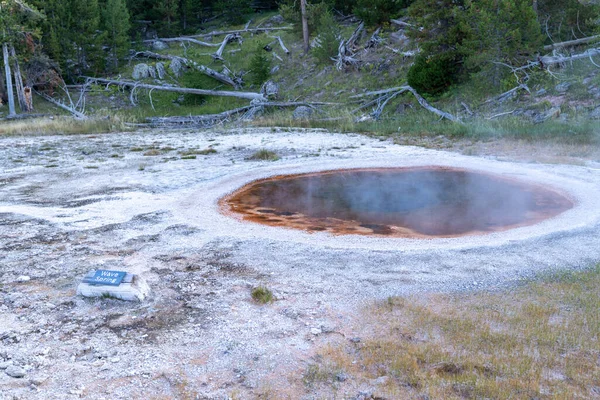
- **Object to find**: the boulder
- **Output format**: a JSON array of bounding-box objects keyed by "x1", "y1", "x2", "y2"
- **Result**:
[
  {"x1": 156, "y1": 62, "x2": 166, "y2": 80},
  {"x1": 269, "y1": 15, "x2": 285, "y2": 25},
  {"x1": 169, "y1": 58, "x2": 184, "y2": 78},
  {"x1": 293, "y1": 106, "x2": 314, "y2": 120},
  {"x1": 589, "y1": 106, "x2": 600, "y2": 119},
  {"x1": 151, "y1": 40, "x2": 169, "y2": 51},
  {"x1": 261, "y1": 80, "x2": 279, "y2": 99},
  {"x1": 5, "y1": 365, "x2": 25, "y2": 378},
  {"x1": 555, "y1": 82, "x2": 571, "y2": 93},
  {"x1": 132, "y1": 63, "x2": 151, "y2": 80}
]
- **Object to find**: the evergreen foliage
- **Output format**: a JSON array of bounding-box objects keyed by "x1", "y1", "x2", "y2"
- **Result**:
[
  {"x1": 311, "y1": 11, "x2": 340, "y2": 65},
  {"x1": 103, "y1": 0, "x2": 130, "y2": 72},
  {"x1": 249, "y1": 44, "x2": 271, "y2": 85},
  {"x1": 407, "y1": 53, "x2": 462, "y2": 95},
  {"x1": 353, "y1": 0, "x2": 410, "y2": 26},
  {"x1": 214, "y1": 0, "x2": 252, "y2": 25}
]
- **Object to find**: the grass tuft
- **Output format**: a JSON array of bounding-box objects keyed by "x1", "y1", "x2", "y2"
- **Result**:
[
  {"x1": 246, "y1": 149, "x2": 280, "y2": 161},
  {"x1": 251, "y1": 286, "x2": 274, "y2": 304}
]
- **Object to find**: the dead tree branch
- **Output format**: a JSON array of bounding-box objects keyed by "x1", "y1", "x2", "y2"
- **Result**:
[
  {"x1": 145, "y1": 101, "x2": 335, "y2": 127},
  {"x1": 212, "y1": 33, "x2": 242, "y2": 61},
  {"x1": 351, "y1": 85, "x2": 461, "y2": 123},
  {"x1": 34, "y1": 89, "x2": 87, "y2": 119},
  {"x1": 270, "y1": 36, "x2": 290, "y2": 55}
]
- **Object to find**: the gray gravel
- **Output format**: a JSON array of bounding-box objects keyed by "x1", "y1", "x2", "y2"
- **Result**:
[{"x1": 1, "y1": 127, "x2": 599, "y2": 398}]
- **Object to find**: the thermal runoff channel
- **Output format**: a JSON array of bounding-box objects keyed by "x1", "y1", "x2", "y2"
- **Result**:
[{"x1": 222, "y1": 167, "x2": 573, "y2": 238}]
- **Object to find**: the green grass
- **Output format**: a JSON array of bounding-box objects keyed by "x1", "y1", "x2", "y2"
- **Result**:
[
  {"x1": 251, "y1": 286, "x2": 274, "y2": 304},
  {"x1": 287, "y1": 265, "x2": 600, "y2": 399},
  {"x1": 246, "y1": 149, "x2": 280, "y2": 161},
  {"x1": 254, "y1": 106, "x2": 600, "y2": 145}
]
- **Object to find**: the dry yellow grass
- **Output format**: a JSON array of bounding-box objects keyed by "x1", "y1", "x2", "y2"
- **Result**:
[
  {"x1": 293, "y1": 265, "x2": 600, "y2": 399},
  {"x1": 0, "y1": 116, "x2": 129, "y2": 136}
]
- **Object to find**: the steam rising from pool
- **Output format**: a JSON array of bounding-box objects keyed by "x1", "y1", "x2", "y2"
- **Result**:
[{"x1": 221, "y1": 167, "x2": 573, "y2": 238}]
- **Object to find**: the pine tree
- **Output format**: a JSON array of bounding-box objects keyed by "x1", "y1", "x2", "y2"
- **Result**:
[
  {"x1": 153, "y1": 0, "x2": 179, "y2": 36},
  {"x1": 69, "y1": 0, "x2": 104, "y2": 75},
  {"x1": 103, "y1": 0, "x2": 130, "y2": 72},
  {"x1": 464, "y1": 0, "x2": 542, "y2": 87}
]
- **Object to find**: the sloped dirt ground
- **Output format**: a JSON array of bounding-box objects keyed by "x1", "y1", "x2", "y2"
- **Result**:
[{"x1": 1, "y1": 127, "x2": 600, "y2": 399}]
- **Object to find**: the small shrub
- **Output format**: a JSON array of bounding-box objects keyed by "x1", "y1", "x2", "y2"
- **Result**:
[
  {"x1": 214, "y1": 0, "x2": 252, "y2": 25},
  {"x1": 312, "y1": 11, "x2": 341, "y2": 65},
  {"x1": 354, "y1": 0, "x2": 410, "y2": 26},
  {"x1": 246, "y1": 149, "x2": 280, "y2": 161},
  {"x1": 407, "y1": 52, "x2": 462, "y2": 96},
  {"x1": 251, "y1": 286, "x2": 273, "y2": 304},
  {"x1": 249, "y1": 45, "x2": 272, "y2": 86}
]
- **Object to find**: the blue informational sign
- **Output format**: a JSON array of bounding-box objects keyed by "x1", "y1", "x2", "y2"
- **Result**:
[{"x1": 86, "y1": 270, "x2": 127, "y2": 286}]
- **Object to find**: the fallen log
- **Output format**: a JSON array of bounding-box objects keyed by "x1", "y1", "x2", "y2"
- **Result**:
[
  {"x1": 143, "y1": 37, "x2": 219, "y2": 47},
  {"x1": 145, "y1": 101, "x2": 337, "y2": 126},
  {"x1": 83, "y1": 77, "x2": 266, "y2": 101},
  {"x1": 508, "y1": 48, "x2": 600, "y2": 72},
  {"x1": 133, "y1": 51, "x2": 241, "y2": 88},
  {"x1": 543, "y1": 35, "x2": 600, "y2": 51},
  {"x1": 194, "y1": 27, "x2": 292, "y2": 39},
  {"x1": 390, "y1": 19, "x2": 414, "y2": 28}
]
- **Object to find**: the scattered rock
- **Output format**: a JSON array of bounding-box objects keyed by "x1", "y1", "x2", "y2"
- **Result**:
[
  {"x1": 336, "y1": 372, "x2": 350, "y2": 382},
  {"x1": 16, "y1": 275, "x2": 31, "y2": 282},
  {"x1": 533, "y1": 107, "x2": 561, "y2": 124},
  {"x1": 156, "y1": 62, "x2": 166, "y2": 80},
  {"x1": 349, "y1": 337, "x2": 361, "y2": 343},
  {"x1": 268, "y1": 15, "x2": 285, "y2": 25},
  {"x1": 169, "y1": 58, "x2": 184, "y2": 77},
  {"x1": 132, "y1": 63, "x2": 151, "y2": 80},
  {"x1": 535, "y1": 88, "x2": 547, "y2": 96},
  {"x1": 261, "y1": 80, "x2": 279, "y2": 100},
  {"x1": 151, "y1": 40, "x2": 169, "y2": 51},
  {"x1": 589, "y1": 106, "x2": 600, "y2": 119},
  {"x1": 588, "y1": 86, "x2": 600, "y2": 99},
  {"x1": 293, "y1": 106, "x2": 313, "y2": 120},
  {"x1": 371, "y1": 376, "x2": 389, "y2": 385},
  {"x1": 5, "y1": 365, "x2": 25, "y2": 378},
  {"x1": 148, "y1": 65, "x2": 157, "y2": 79},
  {"x1": 555, "y1": 82, "x2": 571, "y2": 93},
  {"x1": 310, "y1": 327, "x2": 322, "y2": 335},
  {"x1": 355, "y1": 389, "x2": 374, "y2": 400},
  {"x1": 0, "y1": 361, "x2": 12, "y2": 370}
]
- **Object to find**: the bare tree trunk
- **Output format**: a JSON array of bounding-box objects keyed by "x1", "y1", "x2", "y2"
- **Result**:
[
  {"x1": 10, "y1": 45, "x2": 30, "y2": 112},
  {"x1": 300, "y1": 0, "x2": 309, "y2": 54},
  {"x1": 3, "y1": 43, "x2": 16, "y2": 116}
]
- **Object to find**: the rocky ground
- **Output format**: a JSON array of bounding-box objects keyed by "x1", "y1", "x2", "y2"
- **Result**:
[{"x1": 1, "y1": 128, "x2": 600, "y2": 399}]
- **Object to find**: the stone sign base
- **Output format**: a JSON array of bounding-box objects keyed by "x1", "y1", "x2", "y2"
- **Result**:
[{"x1": 77, "y1": 272, "x2": 151, "y2": 302}]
